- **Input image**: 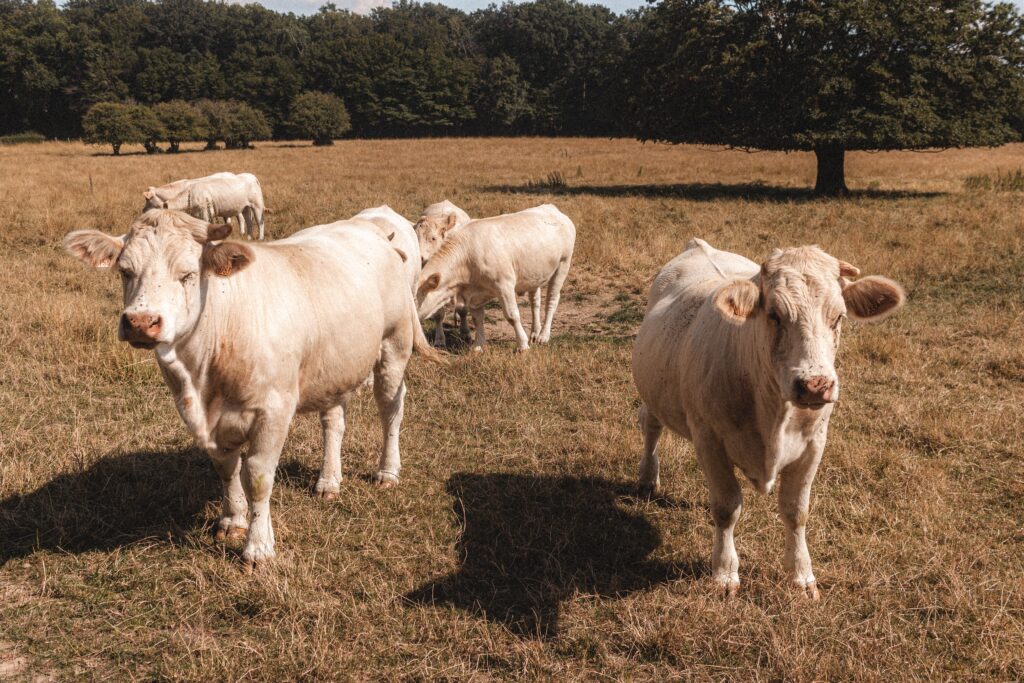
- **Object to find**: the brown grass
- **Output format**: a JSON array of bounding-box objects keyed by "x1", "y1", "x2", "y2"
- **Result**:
[{"x1": 0, "y1": 139, "x2": 1022, "y2": 681}]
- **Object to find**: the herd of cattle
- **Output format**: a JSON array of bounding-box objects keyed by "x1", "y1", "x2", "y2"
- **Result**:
[{"x1": 63, "y1": 170, "x2": 906, "y2": 599}]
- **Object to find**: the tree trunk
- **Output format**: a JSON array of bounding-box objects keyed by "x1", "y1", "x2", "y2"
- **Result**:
[
  {"x1": 814, "y1": 146, "x2": 849, "y2": 196},
  {"x1": 169, "y1": 140, "x2": 180, "y2": 153},
  {"x1": 112, "y1": 143, "x2": 120, "y2": 155},
  {"x1": 313, "y1": 137, "x2": 334, "y2": 146},
  {"x1": 205, "y1": 139, "x2": 218, "y2": 150}
]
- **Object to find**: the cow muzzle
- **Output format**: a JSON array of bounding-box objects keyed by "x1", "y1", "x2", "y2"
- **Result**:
[
  {"x1": 793, "y1": 375, "x2": 836, "y2": 408},
  {"x1": 120, "y1": 311, "x2": 163, "y2": 349}
]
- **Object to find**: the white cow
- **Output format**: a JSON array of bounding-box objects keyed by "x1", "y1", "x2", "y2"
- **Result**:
[
  {"x1": 414, "y1": 200, "x2": 472, "y2": 346},
  {"x1": 64, "y1": 209, "x2": 441, "y2": 565},
  {"x1": 351, "y1": 205, "x2": 421, "y2": 292},
  {"x1": 632, "y1": 239, "x2": 905, "y2": 598},
  {"x1": 417, "y1": 204, "x2": 575, "y2": 353},
  {"x1": 143, "y1": 172, "x2": 267, "y2": 240}
]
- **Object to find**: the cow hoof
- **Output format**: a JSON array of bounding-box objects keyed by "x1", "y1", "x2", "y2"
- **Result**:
[
  {"x1": 795, "y1": 581, "x2": 820, "y2": 601},
  {"x1": 241, "y1": 545, "x2": 275, "y2": 569},
  {"x1": 714, "y1": 579, "x2": 740, "y2": 598},
  {"x1": 214, "y1": 525, "x2": 248, "y2": 544},
  {"x1": 317, "y1": 490, "x2": 339, "y2": 501},
  {"x1": 471, "y1": 346, "x2": 484, "y2": 354},
  {"x1": 636, "y1": 483, "x2": 659, "y2": 501},
  {"x1": 370, "y1": 471, "x2": 399, "y2": 488},
  {"x1": 314, "y1": 479, "x2": 341, "y2": 500},
  {"x1": 514, "y1": 346, "x2": 530, "y2": 354}
]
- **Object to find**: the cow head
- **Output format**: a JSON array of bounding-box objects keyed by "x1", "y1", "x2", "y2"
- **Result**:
[
  {"x1": 416, "y1": 267, "x2": 455, "y2": 321},
  {"x1": 142, "y1": 188, "x2": 169, "y2": 211},
  {"x1": 64, "y1": 209, "x2": 250, "y2": 349},
  {"x1": 713, "y1": 246, "x2": 905, "y2": 408},
  {"x1": 414, "y1": 213, "x2": 459, "y2": 265}
]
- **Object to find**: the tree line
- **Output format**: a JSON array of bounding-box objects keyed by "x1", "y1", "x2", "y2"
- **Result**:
[
  {"x1": 0, "y1": 0, "x2": 628, "y2": 139},
  {"x1": 3, "y1": 0, "x2": 1024, "y2": 193}
]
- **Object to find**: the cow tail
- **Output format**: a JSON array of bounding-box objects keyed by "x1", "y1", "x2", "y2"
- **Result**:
[{"x1": 410, "y1": 294, "x2": 448, "y2": 365}]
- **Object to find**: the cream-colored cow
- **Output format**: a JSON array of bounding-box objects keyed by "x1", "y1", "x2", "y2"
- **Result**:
[
  {"x1": 351, "y1": 205, "x2": 421, "y2": 293},
  {"x1": 414, "y1": 200, "x2": 472, "y2": 346},
  {"x1": 632, "y1": 239, "x2": 905, "y2": 599},
  {"x1": 143, "y1": 172, "x2": 267, "y2": 240},
  {"x1": 65, "y1": 210, "x2": 441, "y2": 565},
  {"x1": 417, "y1": 204, "x2": 575, "y2": 353}
]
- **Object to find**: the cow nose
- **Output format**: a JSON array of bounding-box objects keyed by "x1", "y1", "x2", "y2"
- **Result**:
[
  {"x1": 121, "y1": 312, "x2": 162, "y2": 340},
  {"x1": 795, "y1": 376, "x2": 835, "y2": 404}
]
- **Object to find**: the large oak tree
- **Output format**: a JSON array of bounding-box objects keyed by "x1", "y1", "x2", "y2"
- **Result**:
[{"x1": 628, "y1": 0, "x2": 1024, "y2": 195}]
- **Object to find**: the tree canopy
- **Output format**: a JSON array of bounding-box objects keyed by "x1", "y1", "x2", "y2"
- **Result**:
[
  {"x1": 288, "y1": 91, "x2": 351, "y2": 145},
  {"x1": 627, "y1": 0, "x2": 1024, "y2": 194}
]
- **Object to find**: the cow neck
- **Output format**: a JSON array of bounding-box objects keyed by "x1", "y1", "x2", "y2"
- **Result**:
[{"x1": 153, "y1": 276, "x2": 232, "y2": 452}]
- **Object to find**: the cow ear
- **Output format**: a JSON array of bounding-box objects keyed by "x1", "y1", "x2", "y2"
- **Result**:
[
  {"x1": 202, "y1": 241, "x2": 254, "y2": 277},
  {"x1": 143, "y1": 189, "x2": 154, "y2": 200},
  {"x1": 64, "y1": 230, "x2": 126, "y2": 269},
  {"x1": 838, "y1": 260, "x2": 861, "y2": 278},
  {"x1": 418, "y1": 272, "x2": 441, "y2": 294},
  {"x1": 393, "y1": 247, "x2": 408, "y2": 262},
  {"x1": 713, "y1": 279, "x2": 761, "y2": 324},
  {"x1": 442, "y1": 213, "x2": 458, "y2": 234},
  {"x1": 205, "y1": 223, "x2": 232, "y2": 242},
  {"x1": 842, "y1": 275, "x2": 905, "y2": 321}
]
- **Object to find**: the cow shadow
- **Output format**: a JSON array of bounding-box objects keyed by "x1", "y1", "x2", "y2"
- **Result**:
[
  {"x1": 406, "y1": 472, "x2": 705, "y2": 638},
  {"x1": 481, "y1": 182, "x2": 945, "y2": 202},
  {"x1": 0, "y1": 449, "x2": 217, "y2": 565}
]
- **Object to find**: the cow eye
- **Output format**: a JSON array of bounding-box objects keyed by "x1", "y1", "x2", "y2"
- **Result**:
[
  {"x1": 768, "y1": 310, "x2": 781, "y2": 325},
  {"x1": 118, "y1": 266, "x2": 134, "y2": 279},
  {"x1": 831, "y1": 314, "x2": 845, "y2": 330},
  {"x1": 180, "y1": 272, "x2": 197, "y2": 284}
]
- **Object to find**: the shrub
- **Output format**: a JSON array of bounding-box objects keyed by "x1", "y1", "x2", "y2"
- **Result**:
[
  {"x1": 82, "y1": 103, "x2": 142, "y2": 155},
  {"x1": 0, "y1": 132, "x2": 46, "y2": 145},
  {"x1": 129, "y1": 104, "x2": 166, "y2": 154},
  {"x1": 287, "y1": 91, "x2": 351, "y2": 146},
  {"x1": 222, "y1": 101, "x2": 271, "y2": 149},
  {"x1": 153, "y1": 101, "x2": 208, "y2": 153}
]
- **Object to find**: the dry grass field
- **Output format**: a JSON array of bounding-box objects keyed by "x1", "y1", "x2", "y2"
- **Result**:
[{"x1": 0, "y1": 138, "x2": 1022, "y2": 681}]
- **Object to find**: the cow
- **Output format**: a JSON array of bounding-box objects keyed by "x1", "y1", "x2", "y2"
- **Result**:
[
  {"x1": 632, "y1": 238, "x2": 905, "y2": 599},
  {"x1": 414, "y1": 200, "x2": 472, "y2": 346},
  {"x1": 416, "y1": 204, "x2": 575, "y2": 353},
  {"x1": 351, "y1": 205, "x2": 421, "y2": 293},
  {"x1": 64, "y1": 209, "x2": 442, "y2": 566},
  {"x1": 143, "y1": 172, "x2": 268, "y2": 240}
]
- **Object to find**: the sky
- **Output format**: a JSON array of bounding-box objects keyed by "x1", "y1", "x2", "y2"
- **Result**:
[{"x1": 227, "y1": 0, "x2": 648, "y2": 16}]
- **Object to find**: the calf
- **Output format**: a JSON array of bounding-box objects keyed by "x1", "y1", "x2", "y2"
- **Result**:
[
  {"x1": 414, "y1": 200, "x2": 472, "y2": 346},
  {"x1": 632, "y1": 239, "x2": 905, "y2": 598},
  {"x1": 416, "y1": 204, "x2": 575, "y2": 353},
  {"x1": 144, "y1": 172, "x2": 267, "y2": 240},
  {"x1": 65, "y1": 210, "x2": 440, "y2": 565}
]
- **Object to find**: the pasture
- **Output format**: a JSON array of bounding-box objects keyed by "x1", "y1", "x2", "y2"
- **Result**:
[{"x1": 0, "y1": 138, "x2": 1022, "y2": 680}]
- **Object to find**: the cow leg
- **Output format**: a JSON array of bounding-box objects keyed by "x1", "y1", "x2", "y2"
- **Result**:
[
  {"x1": 236, "y1": 212, "x2": 248, "y2": 240},
  {"x1": 695, "y1": 434, "x2": 742, "y2": 596},
  {"x1": 239, "y1": 409, "x2": 293, "y2": 565},
  {"x1": 538, "y1": 257, "x2": 571, "y2": 343},
  {"x1": 778, "y1": 447, "x2": 824, "y2": 600},
  {"x1": 637, "y1": 404, "x2": 663, "y2": 498},
  {"x1": 432, "y1": 308, "x2": 447, "y2": 347},
  {"x1": 370, "y1": 342, "x2": 409, "y2": 487},
  {"x1": 315, "y1": 402, "x2": 348, "y2": 500},
  {"x1": 470, "y1": 306, "x2": 486, "y2": 353},
  {"x1": 529, "y1": 287, "x2": 543, "y2": 343},
  {"x1": 498, "y1": 284, "x2": 530, "y2": 352},
  {"x1": 209, "y1": 447, "x2": 248, "y2": 542},
  {"x1": 255, "y1": 206, "x2": 265, "y2": 240},
  {"x1": 456, "y1": 299, "x2": 470, "y2": 339}
]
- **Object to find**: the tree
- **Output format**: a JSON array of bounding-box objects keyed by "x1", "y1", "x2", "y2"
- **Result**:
[
  {"x1": 475, "y1": 55, "x2": 533, "y2": 131},
  {"x1": 81, "y1": 101, "x2": 140, "y2": 154},
  {"x1": 128, "y1": 103, "x2": 165, "y2": 153},
  {"x1": 222, "y1": 100, "x2": 271, "y2": 149},
  {"x1": 195, "y1": 98, "x2": 231, "y2": 149},
  {"x1": 287, "y1": 90, "x2": 350, "y2": 145},
  {"x1": 153, "y1": 100, "x2": 207, "y2": 152},
  {"x1": 628, "y1": 0, "x2": 1024, "y2": 195}
]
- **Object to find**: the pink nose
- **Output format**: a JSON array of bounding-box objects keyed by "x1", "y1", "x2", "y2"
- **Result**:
[
  {"x1": 120, "y1": 312, "x2": 162, "y2": 343},
  {"x1": 795, "y1": 376, "x2": 835, "y2": 404}
]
